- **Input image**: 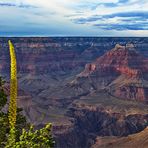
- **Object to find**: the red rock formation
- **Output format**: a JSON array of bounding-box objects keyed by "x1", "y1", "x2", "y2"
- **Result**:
[{"x1": 77, "y1": 44, "x2": 148, "y2": 102}]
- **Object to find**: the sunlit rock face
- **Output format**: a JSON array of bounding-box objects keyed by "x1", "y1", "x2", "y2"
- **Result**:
[
  {"x1": 92, "y1": 127, "x2": 148, "y2": 148},
  {"x1": 75, "y1": 43, "x2": 148, "y2": 102}
]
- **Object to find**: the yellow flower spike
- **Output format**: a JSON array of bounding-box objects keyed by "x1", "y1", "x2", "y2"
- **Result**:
[{"x1": 8, "y1": 40, "x2": 17, "y2": 129}]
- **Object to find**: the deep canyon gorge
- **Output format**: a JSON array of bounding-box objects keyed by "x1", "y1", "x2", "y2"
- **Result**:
[{"x1": 0, "y1": 37, "x2": 148, "y2": 148}]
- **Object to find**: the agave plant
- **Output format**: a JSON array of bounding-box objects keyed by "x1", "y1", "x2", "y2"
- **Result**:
[{"x1": 6, "y1": 40, "x2": 17, "y2": 147}]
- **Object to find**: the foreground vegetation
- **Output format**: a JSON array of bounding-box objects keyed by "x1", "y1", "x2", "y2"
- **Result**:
[{"x1": 0, "y1": 41, "x2": 54, "y2": 147}]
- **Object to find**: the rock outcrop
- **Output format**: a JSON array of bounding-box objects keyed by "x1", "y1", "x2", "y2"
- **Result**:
[{"x1": 75, "y1": 43, "x2": 148, "y2": 102}]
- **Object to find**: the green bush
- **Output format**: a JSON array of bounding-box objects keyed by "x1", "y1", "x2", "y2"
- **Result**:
[
  {"x1": 0, "y1": 77, "x2": 7, "y2": 109},
  {"x1": 14, "y1": 123, "x2": 54, "y2": 148}
]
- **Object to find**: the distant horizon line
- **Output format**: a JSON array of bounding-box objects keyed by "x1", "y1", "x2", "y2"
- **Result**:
[{"x1": 0, "y1": 36, "x2": 148, "y2": 38}]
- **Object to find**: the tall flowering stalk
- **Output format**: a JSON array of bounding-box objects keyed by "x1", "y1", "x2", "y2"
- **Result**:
[
  {"x1": 8, "y1": 40, "x2": 17, "y2": 129},
  {"x1": 6, "y1": 40, "x2": 17, "y2": 147}
]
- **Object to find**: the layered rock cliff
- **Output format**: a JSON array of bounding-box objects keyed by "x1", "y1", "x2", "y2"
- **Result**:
[
  {"x1": 74, "y1": 43, "x2": 148, "y2": 102},
  {"x1": 0, "y1": 37, "x2": 147, "y2": 76}
]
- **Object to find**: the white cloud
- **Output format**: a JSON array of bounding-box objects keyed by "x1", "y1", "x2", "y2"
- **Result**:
[{"x1": 0, "y1": 0, "x2": 147, "y2": 36}]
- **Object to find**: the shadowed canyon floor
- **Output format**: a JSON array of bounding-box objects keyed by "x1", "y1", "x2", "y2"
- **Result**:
[{"x1": 0, "y1": 37, "x2": 148, "y2": 148}]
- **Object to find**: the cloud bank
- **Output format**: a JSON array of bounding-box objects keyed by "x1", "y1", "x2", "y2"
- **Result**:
[{"x1": 0, "y1": 0, "x2": 147, "y2": 36}]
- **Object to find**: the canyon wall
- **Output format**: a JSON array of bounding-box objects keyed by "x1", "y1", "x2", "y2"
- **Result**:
[{"x1": 0, "y1": 37, "x2": 147, "y2": 76}]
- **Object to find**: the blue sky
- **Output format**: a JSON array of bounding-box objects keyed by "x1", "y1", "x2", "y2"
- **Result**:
[{"x1": 0, "y1": 0, "x2": 148, "y2": 36}]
